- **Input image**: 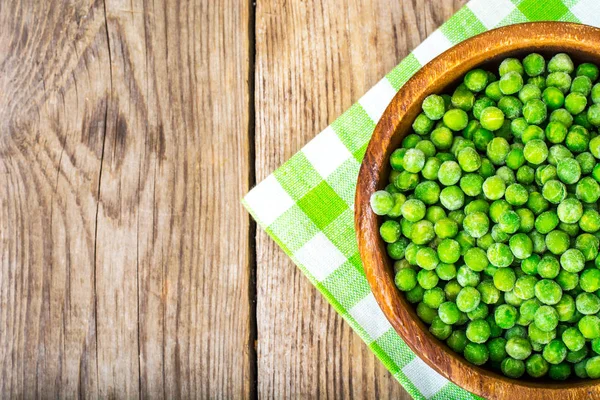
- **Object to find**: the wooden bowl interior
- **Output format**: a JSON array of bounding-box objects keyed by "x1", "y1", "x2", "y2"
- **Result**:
[{"x1": 356, "y1": 23, "x2": 600, "y2": 399}]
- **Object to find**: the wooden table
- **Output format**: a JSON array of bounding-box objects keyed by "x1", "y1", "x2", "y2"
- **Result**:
[{"x1": 0, "y1": 0, "x2": 465, "y2": 397}]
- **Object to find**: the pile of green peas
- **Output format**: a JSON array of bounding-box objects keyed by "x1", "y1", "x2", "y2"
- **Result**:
[{"x1": 370, "y1": 53, "x2": 600, "y2": 380}]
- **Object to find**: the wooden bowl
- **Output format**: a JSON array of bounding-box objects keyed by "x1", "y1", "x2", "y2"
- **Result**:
[{"x1": 355, "y1": 22, "x2": 600, "y2": 399}]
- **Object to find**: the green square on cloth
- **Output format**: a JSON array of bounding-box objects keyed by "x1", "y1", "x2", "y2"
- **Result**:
[{"x1": 243, "y1": 0, "x2": 600, "y2": 398}]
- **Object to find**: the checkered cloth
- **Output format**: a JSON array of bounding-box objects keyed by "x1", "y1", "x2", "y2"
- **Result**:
[{"x1": 243, "y1": 0, "x2": 600, "y2": 398}]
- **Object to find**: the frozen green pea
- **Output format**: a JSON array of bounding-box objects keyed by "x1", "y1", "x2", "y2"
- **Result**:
[
  {"x1": 548, "y1": 363, "x2": 571, "y2": 380},
  {"x1": 395, "y1": 171, "x2": 419, "y2": 191},
  {"x1": 576, "y1": 292, "x2": 600, "y2": 315},
  {"x1": 523, "y1": 53, "x2": 545, "y2": 77},
  {"x1": 523, "y1": 139, "x2": 548, "y2": 165},
  {"x1": 422, "y1": 157, "x2": 441, "y2": 180},
  {"x1": 562, "y1": 327, "x2": 585, "y2": 351},
  {"x1": 464, "y1": 69, "x2": 488, "y2": 92},
  {"x1": 429, "y1": 316, "x2": 452, "y2": 340},
  {"x1": 459, "y1": 174, "x2": 484, "y2": 197},
  {"x1": 526, "y1": 354, "x2": 549, "y2": 378},
  {"x1": 430, "y1": 127, "x2": 453, "y2": 150},
  {"x1": 387, "y1": 239, "x2": 409, "y2": 260},
  {"x1": 537, "y1": 255, "x2": 560, "y2": 279},
  {"x1": 572, "y1": 75, "x2": 593, "y2": 95},
  {"x1": 456, "y1": 231, "x2": 476, "y2": 256},
  {"x1": 467, "y1": 319, "x2": 491, "y2": 343},
  {"x1": 480, "y1": 106, "x2": 505, "y2": 131},
  {"x1": 519, "y1": 83, "x2": 542, "y2": 104},
  {"x1": 417, "y1": 269, "x2": 439, "y2": 290},
  {"x1": 485, "y1": 81, "x2": 503, "y2": 101},
  {"x1": 535, "y1": 279, "x2": 563, "y2": 305},
  {"x1": 505, "y1": 290, "x2": 524, "y2": 307},
  {"x1": 390, "y1": 148, "x2": 407, "y2": 171},
  {"x1": 530, "y1": 231, "x2": 547, "y2": 254},
  {"x1": 520, "y1": 298, "x2": 541, "y2": 321},
  {"x1": 506, "y1": 337, "x2": 532, "y2": 360},
  {"x1": 456, "y1": 286, "x2": 481, "y2": 313},
  {"x1": 548, "y1": 53, "x2": 574, "y2": 73},
  {"x1": 473, "y1": 97, "x2": 496, "y2": 121},
  {"x1": 579, "y1": 315, "x2": 600, "y2": 339},
  {"x1": 542, "y1": 180, "x2": 566, "y2": 204},
  {"x1": 527, "y1": 192, "x2": 549, "y2": 215},
  {"x1": 555, "y1": 270, "x2": 579, "y2": 293},
  {"x1": 447, "y1": 330, "x2": 468, "y2": 353},
  {"x1": 514, "y1": 275, "x2": 537, "y2": 300},
  {"x1": 422, "y1": 94, "x2": 446, "y2": 120},
  {"x1": 498, "y1": 95, "x2": 522, "y2": 119},
  {"x1": 545, "y1": 121, "x2": 567, "y2": 144},
  {"x1": 395, "y1": 268, "x2": 418, "y2": 292},
  {"x1": 509, "y1": 233, "x2": 533, "y2": 260},
  {"x1": 448, "y1": 209, "x2": 465, "y2": 225},
  {"x1": 457, "y1": 265, "x2": 480, "y2": 288},
  {"x1": 437, "y1": 301, "x2": 461, "y2": 325},
  {"x1": 436, "y1": 262, "x2": 457, "y2": 281},
  {"x1": 496, "y1": 166, "x2": 516, "y2": 185},
  {"x1": 565, "y1": 92, "x2": 588, "y2": 115},
  {"x1": 505, "y1": 183, "x2": 528, "y2": 206},
  {"x1": 551, "y1": 108, "x2": 574, "y2": 128},
  {"x1": 482, "y1": 176, "x2": 506, "y2": 200},
  {"x1": 437, "y1": 238, "x2": 460, "y2": 264},
  {"x1": 488, "y1": 242, "x2": 514, "y2": 269},
  {"x1": 434, "y1": 217, "x2": 458, "y2": 239},
  {"x1": 566, "y1": 125, "x2": 590, "y2": 153},
  {"x1": 401, "y1": 199, "x2": 426, "y2": 222},
  {"x1": 488, "y1": 337, "x2": 508, "y2": 362},
  {"x1": 557, "y1": 198, "x2": 583, "y2": 224},
  {"x1": 403, "y1": 133, "x2": 422, "y2": 148},
  {"x1": 457, "y1": 147, "x2": 481, "y2": 173},
  {"x1": 486, "y1": 137, "x2": 510, "y2": 166},
  {"x1": 384, "y1": 193, "x2": 406, "y2": 218},
  {"x1": 499, "y1": 210, "x2": 520, "y2": 234},
  {"x1": 522, "y1": 125, "x2": 545, "y2": 144},
  {"x1": 423, "y1": 287, "x2": 446, "y2": 309},
  {"x1": 529, "y1": 323, "x2": 556, "y2": 345},
  {"x1": 478, "y1": 280, "x2": 500, "y2": 305},
  {"x1": 576, "y1": 152, "x2": 596, "y2": 173},
  {"x1": 416, "y1": 302, "x2": 437, "y2": 324},
  {"x1": 543, "y1": 86, "x2": 565, "y2": 110},
  {"x1": 535, "y1": 211, "x2": 559, "y2": 234},
  {"x1": 543, "y1": 339, "x2": 567, "y2": 364},
  {"x1": 580, "y1": 268, "x2": 600, "y2": 293},
  {"x1": 416, "y1": 247, "x2": 439, "y2": 271},
  {"x1": 370, "y1": 190, "x2": 394, "y2": 215},
  {"x1": 505, "y1": 148, "x2": 525, "y2": 170},
  {"x1": 451, "y1": 84, "x2": 475, "y2": 111},
  {"x1": 463, "y1": 212, "x2": 490, "y2": 239},
  {"x1": 414, "y1": 181, "x2": 441, "y2": 205},
  {"x1": 380, "y1": 220, "x2": 401, "y2": 243},
  {"x1": 586, "y1": 356, "x2": 600, "y2": 379},
  {"x1": 580, "y1": 209, "x2": 600, "y2": 233},
  {"x1": 439, "y1": 186, "x2": 464, "y2": 211},
  {"x1": 464, "y1": 342, "x2": 489, "y2": 366},
  {"x1": 590, "y1": 135, "x2": 600, "y2": 158},
  {"x1": 411, "y1": 220, "x2": 435, "y2": 245},
  {"x1": 413, "y1": 112, "x2": 434, "y2": 135},
  {"x1": 534, "y1": 305, "x2": 559, "y2": 332},
  {"x1": 443, "y1": 109, "x2": 469, "y2": 131},
  {"x1": 495, "y1": 304, "x2": 517, "y2": 329},
  {"x1": 523, "y1": 99, "x2": 547, "y2": 125},
  {"x1": 511, "y1": 117, "x2": 528, "y2": 138},
  {"x1": 425, "y1": 205, "x2": 446, "y2": 223},
  {"x1": 545, "y1": 230, "x2": 570, "y2": 255},
  {"x1": 536, "y1": 165, "x2": 557, "y2": 186},
  {"x1": 521, "y1": 254, "x2": 540, "y2": 276},
  {"x1": 547, "y1": 72, "x2": 572, "y2": 94},
  {"x1": 415, "y1": 140, "x2": 436, "y2": 157},
  {"x1": 576, "y1": 233, "x2": 599, "y2": 261},
  {"x1": 588, "y1": 104, "x2": 600, "y2": 127},
  {"x1": 516, "y1": 165, "x2": 535, "y2": 185},
  {"x1": 406, "y1": 285, "x2": 425, "y2": 304},
  {"x1": 403, "y1": 148, "x2": 426, "y2": 173},
  {"x1": 500, "y1": 58, "x2": 524, "y2": 76},
  {"x1": 577, "y1": 62, "x2": 599, "y2": 81}
]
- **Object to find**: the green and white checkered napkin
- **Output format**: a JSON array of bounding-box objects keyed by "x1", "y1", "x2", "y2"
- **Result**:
[{"x1": 243, "y1": 0, "x2": 600, "y2": 398}]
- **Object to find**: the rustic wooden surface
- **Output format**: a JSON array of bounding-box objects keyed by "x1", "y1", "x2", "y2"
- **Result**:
[{"x1": 0, "y1": 0, "x2": 463, "y2": 398}]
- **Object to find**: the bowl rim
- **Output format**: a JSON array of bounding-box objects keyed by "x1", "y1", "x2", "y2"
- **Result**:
[{"x1": 355, "y1": 22, "x2": 600, "y2": 399}]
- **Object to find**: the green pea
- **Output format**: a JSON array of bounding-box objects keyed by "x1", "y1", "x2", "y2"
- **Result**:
[
  {"x1": 523, "y1": 53, "x2": 545, "y2": 77},
  {"x1": 506, "y1": 337, "x2": 532, "y2": 360},
  {"x1": 457, "y1": 286, "x2": 481, "y2": 313},
  {"x1": 565, "y1": 92, "x2": 588, "y2": 115},
  {"x1": 535, "y1": 279, "x2": 563, "y2": 305},
  {"x1": 443, "y1": 109, "x2": 469, "y2": 131},
  {"x1": 447, "y1": 330, "x2": 468, "y2": 353},
  {"x1": 439, "y1": 186, "x2": 465, "y2": 211},
  {"x1": 422, "y1": 94, "x2": 446, "y2": 120},
  {"x1": 580, "y1": 268, "x2": 600, "y2": 293},
  {"x1": 463, "y1": 212, "x2": 490, "y2": 239},
  {"x1": 464, "y1": 342, "x2": 489, "y2": 366},
  {"x1": 547, "y1": 72, "x2": 572, "y2": 94},
  {"x1": 557, "y1": 198, "x2": 583, "y2": 224},
  {"x1": 480, "y1": 107, "x2": 505, "y2": 131},
  {"x1": 500, "y1": 58, "x2": 524, "y2": 76},
  {"x1": 543, "y1": 339, "x2": 567, "y2": 365},
  {"x1": 429, "y1": 316, "x2": 452, "y2": 340},
  {"x1": 580, "y1": 208, "x2": 600, "y2": 233},
  {"x1": 498, "y1": 95, "x2": 522, "y2": 119},
  {"x1": 436, "y1": 262, "x2": 457, "y2": 281},
  {"x1": 542, "y1": 180, "x2": 566, "y2": 204},
  {"x1": 523, "y1": 139, "x2": 548, "y2": 165},
  {"x1": 526, "y1": 354, "x2": 549, "y2": 378},
  {"x1": 413, "y1": 112, "x2": 435, "y2": 135},
  {"x1": 438, "y1": 238, "x2": 460, "y2": 264},
  {"x1": 538, "y1": 255, "x2": 560, "y2": 279},
  {"x1": 534, "y1": 305, "x2": 559, "y2": 332}
]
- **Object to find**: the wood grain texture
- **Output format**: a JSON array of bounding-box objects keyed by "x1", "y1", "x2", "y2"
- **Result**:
[
  {"x1": 254, "y1": 0, "x2": 466, "y2": 398},
  {"x1": 0, "y1": 0, "x2": 254, "y2": 398},
  {"x1": 356, "y1": 22, "x2": 600, "y2": 400}
]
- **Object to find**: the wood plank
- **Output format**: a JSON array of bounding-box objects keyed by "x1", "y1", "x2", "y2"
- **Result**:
[
  {"x1": 96, "y1": 0, "x2": 255, "y2": 398},
  {"x1": 0, "y1": 0, "x2": 254, "y2": 398},
  {"x1": 0, "y1": 1, "x2": 110, "y2": 397},
  {"x1": 254, "y1": 0, "x2": 466, "y2": 397}
]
